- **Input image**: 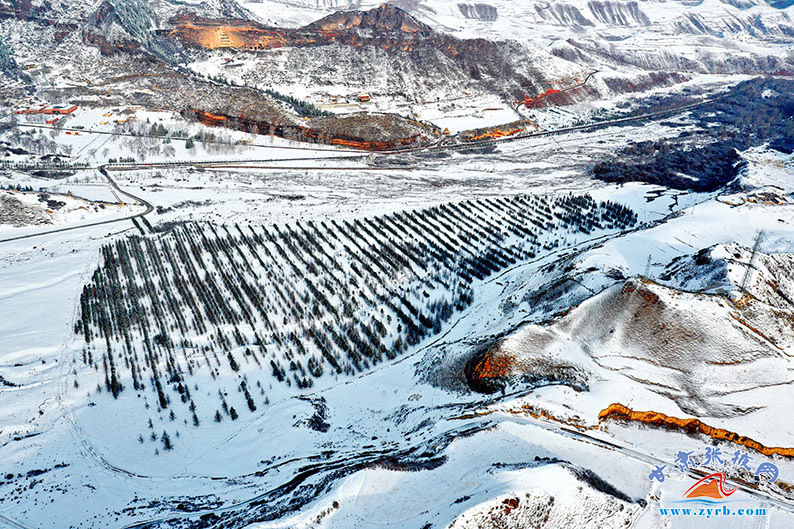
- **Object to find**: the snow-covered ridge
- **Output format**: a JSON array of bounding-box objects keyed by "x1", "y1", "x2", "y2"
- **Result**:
[
  {"x1": 238, "y1": 0, "x2": 794, "y2": 76},
  {"x1": 474, "y1": 270, "x2": 794, "y2": 419}
]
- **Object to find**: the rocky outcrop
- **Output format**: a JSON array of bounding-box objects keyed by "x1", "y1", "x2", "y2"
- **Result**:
[
  {"x1": 167, "y1": 4, "x2": 576, "y2": 99},
  {"x1": 599, "y1": 403, "x2": 794, "y2": 457},
  {"x1": 184, "y1": 107, "x2": 437, "y2": 151},
  {"x1": 81, "y1": 0, "x2": 159, "y2": 55},
  {"x1": 586, "y1": 1, "x2": 650, "y2": 26},
  {"x1": 0, "y1": 0, "x2": 55, "y2": 23},
  {"x1": 457, "y1": 3, "x2": 498, "y2": 21},
  {"x1": 170, "y1": 4, "x2": 509, "y2": 61},
  {"x1": 0, "y1": 0, "x2": 34, "y2": 20}
]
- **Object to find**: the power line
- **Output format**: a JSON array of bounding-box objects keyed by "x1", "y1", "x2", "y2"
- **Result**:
[{"x1": 740, "y1": 230, "x2": 765, "y2": 292}]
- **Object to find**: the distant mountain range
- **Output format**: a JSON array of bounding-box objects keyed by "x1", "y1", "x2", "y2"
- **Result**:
[{"x1": 1, "y1": 0, "x2": 792, "y2": 147}]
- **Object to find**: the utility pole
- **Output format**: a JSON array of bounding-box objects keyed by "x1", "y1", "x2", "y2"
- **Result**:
[{"x1": 740, "y1": 230, "x2": 765, "y2": 292}]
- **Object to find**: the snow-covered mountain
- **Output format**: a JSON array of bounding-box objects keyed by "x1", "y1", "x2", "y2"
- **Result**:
[
  {"x1": 2, "y1": 0, "x2": 791, "y2": 132},
  {"x1": 470, "y1": 273, "x2": 794, "y2": 417},
  {"x1": 239, "y1": 0, "x2": 794, "y2": 75}
]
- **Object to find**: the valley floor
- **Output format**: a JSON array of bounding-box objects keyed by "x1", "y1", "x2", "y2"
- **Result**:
[{"x1": 1, "y1": 82, "x2": 793, "y2": 529}]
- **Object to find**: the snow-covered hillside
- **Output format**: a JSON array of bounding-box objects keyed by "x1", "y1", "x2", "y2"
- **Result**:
[
  {"x1": 475, "y1": 275, "x2": 794, "y2": 417},
  {"x1": 235, "y1": 0, "x2": 794, "y2": 92}
]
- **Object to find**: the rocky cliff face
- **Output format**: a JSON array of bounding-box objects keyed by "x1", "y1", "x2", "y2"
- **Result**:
[
  {"x1": 0, "y1": 0, "x2": 251, "y2": 57},
  {"x1": 0, "y1": 0, "x2": 59, "y2": 24},
  {"x1": 167, "y1": 5, "x2": 589, "y2": 100},
  {"x1": 458, "y1": 3, "x2": 498, "y2": 21},
  {"x1": 585, "y1": 1, "x2": 650, "y2": 25},
  {"x1": 81, "y1": 0, "x2": 156, "y2": 55},
  {"x1": 171, "y1": 4, "x2": 506, "y2": 59}
]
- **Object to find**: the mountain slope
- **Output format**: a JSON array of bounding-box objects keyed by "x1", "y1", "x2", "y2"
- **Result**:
[
  {"x1": 168, "y1": 4, "x2": 593, "y2": 101},
  {"x1": 469, "y1": 274, "x2": 794, "y2": 418},
  {"x1": 238, "y1": 0, "x2": 794, "y2": 76}
]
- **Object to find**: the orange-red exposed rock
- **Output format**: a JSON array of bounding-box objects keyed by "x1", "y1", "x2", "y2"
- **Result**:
[
  {"x1": 168, "y1": 5, "x2": 501, "y2": 59},
  {"x1": 502, "y1": 497, "x2": 520, "y2": 514},
  {"x1": 187, "y1": 108, "x2": 429, "y2": 151},
  {"x1": 168, "y1": 15, "x2": 314, "y2": 51},
  {"x1": 468, "y1": 347, "x2": 515, "y2": 381},
  {"x1": 454, "y1": 404, "x2": 591, "y2": 432},
  {"x1": 599, "y1": 403, "x2": 794, "y2": 458},
  {"x1": 466, "y1": 128, "x2": 523, "y2": 142},
  {"x1": 167, "y1": 6, "x2": 427, "y2": 52}
]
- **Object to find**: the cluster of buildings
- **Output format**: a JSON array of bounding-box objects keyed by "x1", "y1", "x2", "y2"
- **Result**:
[{"x1": 14, "y1": 104, "x2": 78, "y2": 116}]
